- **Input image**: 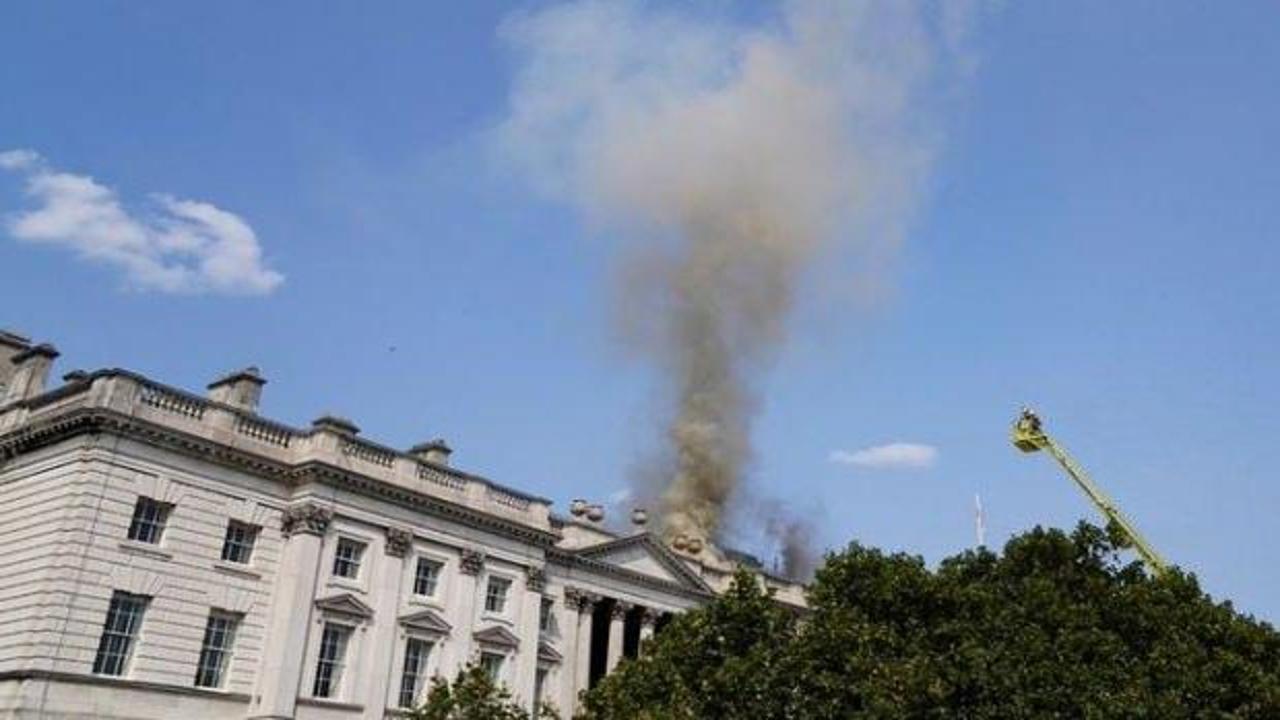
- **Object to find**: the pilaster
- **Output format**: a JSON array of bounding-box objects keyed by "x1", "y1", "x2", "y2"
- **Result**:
[
  {"x1": 249, "y1": 502, "x2": 332, "y2": 719},
  {"x1": 363, "y1": 526, "x2": 412, "y2": 718}
]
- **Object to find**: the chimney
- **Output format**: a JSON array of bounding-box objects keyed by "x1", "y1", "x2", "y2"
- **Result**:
[
  {"x1": 0, "y1": 330, "x2": 32, "y2": 398},
  {"x1": 207, "y1": 367, "x2": 266, "y2": 413},
  {"x1": 409, "y1": 438, "x2": 452, "y2": 466},
  {"x1": 3, "y1": 342, "x2": 59, "y2": 405}
]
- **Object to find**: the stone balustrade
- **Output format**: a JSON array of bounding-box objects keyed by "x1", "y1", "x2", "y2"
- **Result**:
[{"x1": 0, "y1": 369, "x2": 552, "y2": 529}]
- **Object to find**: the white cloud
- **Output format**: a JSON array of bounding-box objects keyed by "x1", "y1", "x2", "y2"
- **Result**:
[
  {"x1": 607, "y1": 487, "x2": 633, "y2": 505},
  {"x1": 0, "y1": 149, "x2": 283, "y2": 295},
  {"x1": 830, "y1": 442, "x2": 938, "y2": 470}
]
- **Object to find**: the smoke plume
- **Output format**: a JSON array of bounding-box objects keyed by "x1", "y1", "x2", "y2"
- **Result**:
[{"x1": 499, "y1": 1, "x2": 969, "y2": 547}]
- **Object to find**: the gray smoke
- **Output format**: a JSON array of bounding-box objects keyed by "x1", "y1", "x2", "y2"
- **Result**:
[{"x1": 499, "y1": 1, "x2": 971, "y2": 546}]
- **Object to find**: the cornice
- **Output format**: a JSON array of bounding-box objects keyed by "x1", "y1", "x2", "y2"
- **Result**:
[{"x1": 0, "y1": 407, "x2": 559, "y2": 549}]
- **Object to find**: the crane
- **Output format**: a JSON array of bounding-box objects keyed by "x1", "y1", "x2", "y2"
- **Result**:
[{"x1": 1011, "y1": 408, "x2": 1169, "y2": 576}]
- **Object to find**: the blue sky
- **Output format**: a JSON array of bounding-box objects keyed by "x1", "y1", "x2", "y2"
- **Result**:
[{"x1": 3, "y1": 2, "x2": 1278, "y2": 619}]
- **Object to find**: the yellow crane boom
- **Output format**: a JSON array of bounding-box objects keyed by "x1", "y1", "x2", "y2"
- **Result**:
[{"x1": 1011, "y1": 408, "x2": 1169, "y2": 576}]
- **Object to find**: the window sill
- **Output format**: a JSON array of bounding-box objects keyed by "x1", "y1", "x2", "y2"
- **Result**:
[
  {"x1": 407, "y1": 596, "x2": 446, "y2": 611},
  {"x1": 212, "y1": 560, "x2": 261, "y2": 579},
  {"x1": 481, "y1": 612, "x2": 514, "y2": 626},
  {"x1": 297, "y1": 697, "x2": 364, "y2": 712},
  {"x1": 326, "y1": 576, "x2": 366, "y2": 594},
  {"x1": 118, "y1": 540, "x2": 173, "y2": 560}
]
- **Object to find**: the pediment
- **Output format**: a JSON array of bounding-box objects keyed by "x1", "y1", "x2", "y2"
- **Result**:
[
  {"x1": 473, "y1": 625, "x2": 520, "y2": 650},
  {"x1": 314, "y1": 593, "x2": 374, "y2": 619},
  {"x1": 538, "y1": 640, "x2": 563, "y2": 664},
  {"x1": 400, "y1": 608, "x2": 452, "y2": 635},
  {"x1": 577, "y1": 533, "x2": 713, "y2": 593}
]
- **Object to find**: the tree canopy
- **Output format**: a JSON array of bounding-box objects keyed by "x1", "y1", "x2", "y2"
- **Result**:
[{"x1": 579, "y1": 522, "x2": 1280, "y2": 719}]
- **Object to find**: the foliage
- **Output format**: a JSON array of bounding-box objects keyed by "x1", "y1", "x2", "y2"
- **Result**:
[
  {"x1": 407, "y1": 665, "x2": 559, "y2": 720},
  {"x1": 580, "y1": 522, "x2": 1280, "y2": 719}
]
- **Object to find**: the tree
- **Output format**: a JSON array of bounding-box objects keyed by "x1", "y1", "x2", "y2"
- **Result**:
[
  {"x1": 581, "y1": 522, "x2": 1280, "y2": 719},
  {"x1": 407, "y1": 665, "x2": 558, "y2": 720}
]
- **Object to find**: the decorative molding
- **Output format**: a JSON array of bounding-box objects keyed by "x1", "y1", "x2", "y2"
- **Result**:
[
  {"x1": 209, "y1": 585, "x2": 256, "y2": 615},
  {"x1": 610, "y1": 601, "x2": 634, "y2": 620},
  {"x1": 281, "y1": 503, "x2": 332, "y2": 537},
  {"x1": 564, "y1": 587, "x2": 601, "y2": 612},
  {"x1": 525, "y1": 565, "x2": 547, "y2": 593},
  {"x1": 0, "y1": 403, "x2": 560, "y2": 549},
  {"x1": 473, "y1": 625, "x2": 520, "y2": 650},
  {"x1": 537, "y1": 640, "x2": 563, "y2": 664},
  {"x1": 460, "y1": 547, "x2": 486, "y2": 576},
  {"x1": 314, "y1": 593, "x2": 374, "y2": 620},
  {"x1": 399, "y1": 608, "x2": 452, "y2": 636},
  {"x1": 640, "y1": 607, "x2": 662, "y2": 627},
  {"x1": 385, "y1": 527, "x2": 413, "y2": 557},
  {"x1": 109, "y1": 566, "x2": 165, "y2": 597}
]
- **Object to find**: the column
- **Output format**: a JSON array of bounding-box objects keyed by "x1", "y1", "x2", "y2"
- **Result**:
[
  {"x1": 571, "y1": 591, "x2": 598, "y2": 713},
  {"x1": 515, "y1": 565, "x2": 546, "y2": 707},
  {"x1": 605, "y1": 601, "x2": 631, "y2": 673},
  {"x1": 441, "y1": 547, "x2": 484, "y2": 675},
  {"x1": 250, "y1": 503, "x2": 332, "y2": 720},
  {"x1": 362, "y1": 527, "x2": 412, "y2": 719},
  {"x1": 559, "y1": 588, "x2": 582, "y2": 714},
  {"x1": 639, "y1": 607, "x2": 658, "y2": 647}
]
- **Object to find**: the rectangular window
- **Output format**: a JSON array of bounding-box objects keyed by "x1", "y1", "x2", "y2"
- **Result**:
[
  {"x1": 397, "y1": 638, "x2": 432, "y2": 708},
  {"x1": 220, "y1": 521, "x2": 258, "y2": 564},
  {"x1": 126, "y1": 497, "x2": 170, "y2": 544},
  {"x1": 413, "y1": 558, "x2": 442, "y2": 597},
  {"x1": 92, "y1": 591, "x2": 148, "y2": 676},
  {"x1": 479, "y1": 652, "x2": 504, "y2": 682},
  {"x1": 194, "y1": 611, "x2": 238, "y2": 688},
  {"x1": 312, "y1": 623, "x2": 352, "y2": 698},
  {"x1": 484, "y1": 577, "x2": 510, "y2": 614},
  {"x1": 539, "y1": 597, "x2": 554, "y2": 634},
  {"x1": 331, "y1": 538, "x2": 365, "y2": 579}
]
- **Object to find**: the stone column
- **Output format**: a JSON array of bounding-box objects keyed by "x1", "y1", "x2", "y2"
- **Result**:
[
  {"x1": 441, "y1": 547, "x2": 485, "y2": 675},
  {"x1": 605, "y1": 601, "x2": 631, "y2": 673},
  {"x1": 362, "y1": 527, "x2": 412, "y2": 719},
  {"x1": 250, "y1": 503, "x2": 332, "y2": 719},
  {"x1": 515, "y1": 566, "x2": 546, "y2": 708},
  {"x1": 639, "y1": 607, "x2": 659, "y2": 647},
  {"x1": 571, "y1": 591, "x2": 599, "y2": 713}
]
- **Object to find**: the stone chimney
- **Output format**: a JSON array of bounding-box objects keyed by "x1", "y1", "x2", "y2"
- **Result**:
[
  {"x1": 207, "y1": 367, "x2": 266, "y2": 413},
  {"x1": 0, "y1": 330, "x2": 31, "y2": 398},
  {"x1": 3, "y1": 342, "x2": 59, "y2": 405},
  {"x1": 409, "y1": 438, "x2": 452, "y2": 466}
]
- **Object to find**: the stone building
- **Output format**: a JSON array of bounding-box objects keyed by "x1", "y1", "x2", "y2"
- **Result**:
[{"x1": 0, "y1": 331, "x2": 804, "y2": 719}]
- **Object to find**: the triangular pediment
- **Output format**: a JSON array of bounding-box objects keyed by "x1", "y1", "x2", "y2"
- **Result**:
[
  {"x1": 314, "y1": 593, "x2": 374, "y2": 619},
  {"x1": 538, "y1": 640, "x2": 563, "y2": 664},
  {"x1": 577, "y1": 533, "x2": 713, "y2": 593},
  {"x1": 473, "y1": 625, "x2": 520, "y2": 650},
  {"x1": 400, "y1": 608, "x2": 452, "y2": 635}
]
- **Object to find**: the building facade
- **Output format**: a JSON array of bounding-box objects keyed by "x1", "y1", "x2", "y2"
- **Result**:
[{"x1": 0, "y1": 331, "x2": 804, "y2": 720}]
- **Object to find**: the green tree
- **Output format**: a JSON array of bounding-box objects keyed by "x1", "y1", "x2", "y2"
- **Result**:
[
  {"x1": 407, "y1": 665, "x2": 558, "y2": 720},
  {"x1": 581, "y1": 522, "x2": 1280, "y2": 719}
]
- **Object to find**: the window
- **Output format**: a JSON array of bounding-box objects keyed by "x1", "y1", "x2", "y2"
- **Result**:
[
  {"x1": 331, "y1": 538, "x2": 365, "y2": 579},
  {"x1": 220, "y1": 521, "x2": 258, "y2": 564},
  {"x1": 479, "y1": 652, "x2": 504, "y2": 682},
  {"x1": 127, "y1": 497, "x2": 170, "y2": 544},
  {"x1": 194, "y1": 611, "x2": 238, "y2": 688},
  {"x1": 539, "y1": 597, "x2": 554, "y2": 634},
  {"x1": 484, "y1": 577, "x2": 510, "y2": 614},
  {"x1": 398, "y1": 638, "x2": 432, "y2": 708},
  {"x1": 312, "y1": 623, "x2": 352, "y2": 698},
  {"x1": 92, "y1": 591, "x2": 148, "y2": 676},
  {"x1": 412, "y1": 558, "x2": 442, "y2": 597}
]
